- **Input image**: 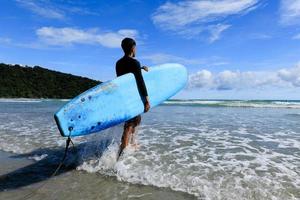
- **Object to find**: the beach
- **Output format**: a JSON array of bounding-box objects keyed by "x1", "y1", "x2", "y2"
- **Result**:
[
  {"x1": 0, "y1": 151, "x2": 194, "y2": 200},
  {"x1": 0, "y1": 99, "x2": 299, "y2": 200}
]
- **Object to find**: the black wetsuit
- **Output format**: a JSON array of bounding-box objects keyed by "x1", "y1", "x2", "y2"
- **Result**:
[
  {"x1": 115, "y1": 55, "x2": 148, "y2": 126},
  {"x1": 116, "y1": 56, "x2": 148, "y2": 97}
]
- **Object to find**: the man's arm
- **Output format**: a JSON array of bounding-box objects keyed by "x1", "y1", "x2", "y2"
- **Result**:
[
  {"x1": 116, "y1": 62, "x2": 121, "y2": 77},
  {"x1": 134, "y1": 61, "x2": 150, "y2": 112},
  {"x1": 144, "y1": 96, "x2": 150, "y2": 112}
]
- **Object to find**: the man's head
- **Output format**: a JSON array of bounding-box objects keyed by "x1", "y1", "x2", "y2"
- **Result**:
[{"x1": 121, "y1": 37, "x2": 136, "y2": 57}]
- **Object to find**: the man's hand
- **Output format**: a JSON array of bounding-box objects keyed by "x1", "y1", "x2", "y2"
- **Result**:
[
  {"x1": 142, "y1": 66, "x2": 149, "y2": 72},
  {"x1": 144, "y1": 101, "x2": 150, "y2": 112},
  {"x1": 144, "y1": 96, "x2": 150, "y2": 112}
]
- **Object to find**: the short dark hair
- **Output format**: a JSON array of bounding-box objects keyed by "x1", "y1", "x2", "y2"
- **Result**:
[{"x1": 121, "y1": 38, "x2": 136, "y2": 54}]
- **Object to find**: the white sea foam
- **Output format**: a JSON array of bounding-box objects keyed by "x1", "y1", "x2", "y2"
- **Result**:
[
  {"x1": 77, "y1": 125, "x2": 300, "y2": 200},
  {"x1": 164, "y1": 100, "x2": 300, "y2": 109},
  {"x1": 58, "y1": 99, "x2": 70, "y2": 102},
  {"x1": 164, "y1": 100, "x2": 224, "y2": 105},
  {"x1": 28, "y1": 154, "x2": 48, "y2": 161},
  {"x1": 0, "y1": 98, "x2": 42, "y2": 103}
]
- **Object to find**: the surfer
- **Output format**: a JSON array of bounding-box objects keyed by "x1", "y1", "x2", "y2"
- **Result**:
[{"x1": 116, "y1": 37, "x2": 150, "y2": 158}]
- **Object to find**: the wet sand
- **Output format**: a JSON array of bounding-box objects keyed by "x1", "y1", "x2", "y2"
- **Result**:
[{"x1": 0, "y1": 151, "x2": 196, "y2": 200}]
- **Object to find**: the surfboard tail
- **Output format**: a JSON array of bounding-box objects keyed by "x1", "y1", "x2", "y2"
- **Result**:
[{"x1": 54, "y1": 113, "x2": 66, "y2": 137}]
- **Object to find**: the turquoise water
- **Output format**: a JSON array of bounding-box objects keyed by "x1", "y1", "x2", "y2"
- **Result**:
[{"x1": 0, "y1": 99, "x2": 299, "y2": 199}]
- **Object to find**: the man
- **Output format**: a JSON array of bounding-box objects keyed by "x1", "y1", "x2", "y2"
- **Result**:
[{"x1": 116, "y1": 37, "x2": 150, "y2": 157}]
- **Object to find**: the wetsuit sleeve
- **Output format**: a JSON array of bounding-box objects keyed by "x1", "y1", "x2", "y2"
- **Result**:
[
  {"x1": 133, "y1": 61, "x2": 148, "y2": 97},
  {"x1": 115, "y1": 62, "x2": 120, "y2": 77}
]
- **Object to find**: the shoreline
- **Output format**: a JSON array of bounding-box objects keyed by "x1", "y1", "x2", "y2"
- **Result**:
[{"x1": 0, "y1": 150, "x2": 196, "y2": 200}]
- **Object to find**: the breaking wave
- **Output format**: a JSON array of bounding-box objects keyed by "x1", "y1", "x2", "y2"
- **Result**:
[{"x1": 164, "y1": 99, "x2": 300, "y2": 109}]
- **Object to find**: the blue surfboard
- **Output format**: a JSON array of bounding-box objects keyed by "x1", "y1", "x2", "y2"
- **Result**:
[{"x1": 54, "y1": 63, "x2": 187, "y2": 137}]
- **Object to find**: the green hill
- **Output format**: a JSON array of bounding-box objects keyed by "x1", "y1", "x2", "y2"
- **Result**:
[{"x1": 0, "y1": 63, "x2": 101, "y2": 99}]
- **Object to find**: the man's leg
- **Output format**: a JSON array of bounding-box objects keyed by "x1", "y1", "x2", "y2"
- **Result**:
[
  {"x1": 130, "y1": 126, "x2": 136, "y2": 144},
  {"x1": 118, "y1": 124, "x2": 133, "y2": 157},
  {"x1": 130, "y1": 115, "x2": 141, "y2": 146},
  {"x1": 118, "y1": 116, "x2": 141, "y2": 159}
]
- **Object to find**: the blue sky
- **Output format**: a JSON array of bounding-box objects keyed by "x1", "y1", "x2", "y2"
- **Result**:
[{"x1": 1, "y1": 0, "x2": 300, "y2": 99}]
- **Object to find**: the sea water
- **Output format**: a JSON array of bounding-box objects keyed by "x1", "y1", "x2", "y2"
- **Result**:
[{"x1": 0, "y1": 99, "x2": 299, "y2": 200}]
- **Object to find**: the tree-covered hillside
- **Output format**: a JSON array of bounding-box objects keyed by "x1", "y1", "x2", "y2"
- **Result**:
[{"x1": 0, "y1": 63, "x2": 101, "y2": 99}]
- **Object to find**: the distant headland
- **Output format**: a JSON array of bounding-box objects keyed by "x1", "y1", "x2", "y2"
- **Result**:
[{"x1": 0, "y1": 63, "x2": 101, "y2": 99}]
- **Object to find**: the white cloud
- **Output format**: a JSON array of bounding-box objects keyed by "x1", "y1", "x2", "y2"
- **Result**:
[
  {"x1": 152, "y1": 0, "x2": 258, "y2": 29},
  {"x1": 16, "y1": 0, "x2": 98, "y2": 20},
  {"x1": 278, "y1": 64, "x2": 300, "y2": 87},
  {"x1": 36, "y1": 27, "x2": 139, "y2": 48},
  {"x1": 189, "y1": 64, "x2": 300, "y2": 90},
  {"x1": 208, "y1": 24, "x2": 231, "y2": 43},
  {"x1": 0, "y1": 37, "x2": 11, "y2": 44},
  {"x1": 293, "y1": 33, "x2": 300, "y2": 39},
  {"x1": 189, "y1": 70, "x2": 214, "y2": 88},
  {"x1": 152, "y1": 0, "x2": 259, "y2": 41},
  {"x1": 280, "y1": 0, "x2": 300, "y2": 25},
  {"x1": 16, "y1": 0, "x2": 65, "y2": 20},
  {"x1": 140, "y1": 53, "x2": 205, "y2": 65},
  {"x1": 249, "y1": 33, "x2": 272, "y2": 40},
  {"x1": 140, "y1": 53, "x2": 229, "y2": 67}
]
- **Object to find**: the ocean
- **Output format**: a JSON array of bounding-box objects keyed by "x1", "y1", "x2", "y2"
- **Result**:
[{"x1": 0, "y1": 99, "x2": 299, "y2": 200}]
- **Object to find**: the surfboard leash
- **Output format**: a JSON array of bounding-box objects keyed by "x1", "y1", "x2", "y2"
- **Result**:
[{"x1": 19, "y1": 136, "x2": 75, "y2": 200}]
